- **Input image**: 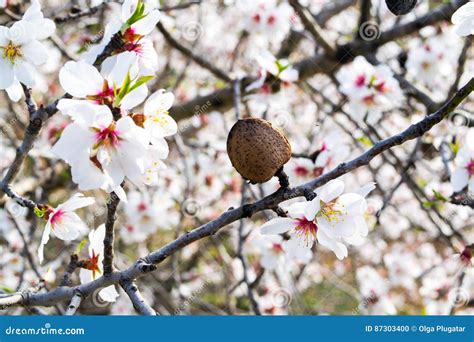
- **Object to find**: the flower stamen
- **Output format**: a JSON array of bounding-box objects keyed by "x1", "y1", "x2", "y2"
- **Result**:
[
  {"x1": 294, "y1": 218, "x2": 317, "y2": 247},
  {"x1": 2, "y1": 41, "x2": 22, "y2": 64}
]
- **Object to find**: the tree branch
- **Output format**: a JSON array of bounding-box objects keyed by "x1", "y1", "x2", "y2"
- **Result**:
[
  {"x1": 103, "y1": 191, "x2": 121, "y2": 276},
  {"x1": 289, "y1": 0, "x2": 336, "y2": 56},
  {"x1": 120, "y1": 280, "x2": 156, "y2": 315},
  {"x1": 65, "y1": 291, "x2": 83, "y2": 315},
  {"x1": 157, "y1": 22, "x2": 232, "y2": 83}
]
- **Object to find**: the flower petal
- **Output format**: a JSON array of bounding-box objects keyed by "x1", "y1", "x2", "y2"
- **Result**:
[
  {"x1": 58, "y1": 193, "x2": 95, "y2": 212},
  {"x1": 13, "y1": 61, "x2": 36, "y2": 87},
  {"x1": 319, "y1": 179, "x2": 345, "y2": 203},
  {"x1": 51, "y1": 212, "x2": 84, "y2": 241},
  {"x1": 38, "y1": 221, "x2": 51, "y2": 264},
  {"x1": 451, "y1": 168, "x2": 469, "y2": 192},
  {"x1": 99, "y1": 285, "x2": 120, "y2": 302},
  {"x1": 304, "y1": 197, "x2": 320, "y2": 221},
  {"x1": 59, "y1": 60, "x2": 104, "y2": 98},
  {"x1": 5, "y1": 79, "x2": 22, "y2": 101},
  {"x1": 261, "y1": 217, "x2": 294, "y2": 235},
  {"x1": 22, "y1": 39, "x2": 48, "y2": 66},
  {"x1": 144, "y1": 89, "x2": 174, "y2": 114},
  {"x1": 132, "y1": 9, "x2": 161, "y2": 35}
]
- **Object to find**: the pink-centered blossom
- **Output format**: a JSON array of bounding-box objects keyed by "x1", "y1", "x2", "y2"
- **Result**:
[
  {"x1": 261, "y1": 179, "x2": 375, "y2": 260},
  {"x1": 336, "y1": 56, "x2": 403, "y2": 123},
  {"x1": 79, "y1": 224, "x2": 120, "y2": 302},
  {"x1": 451, "y1": 129, "x2": 474, "y2": 193},
  {"x1": 38, "y1": 193, "x2": 94, "y2": 264},
  {"x1": 51, "y1": 104, "x2": 149, "y2": 201}
]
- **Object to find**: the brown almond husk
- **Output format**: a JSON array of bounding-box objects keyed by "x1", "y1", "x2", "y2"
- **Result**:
[{"x1": 227, "y1": 118, "x2": 292, "y2": 183}]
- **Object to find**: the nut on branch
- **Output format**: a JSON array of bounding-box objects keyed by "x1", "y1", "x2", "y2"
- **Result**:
[
  {"x1": 227, "y1": 118, "x2": 292, "y2": 184},
  {"x1": 385, "y1": 0, "x2": 417, "y2": 15}
]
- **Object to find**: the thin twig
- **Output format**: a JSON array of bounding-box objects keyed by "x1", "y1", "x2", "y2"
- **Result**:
[
  {"x1": 156, "y1": 22, "x2": 232, "y2": 83},
  {"x1": 120, "y1": 280, "x2": 156, "y2": 315},
  {"x1": 102, "y1": 191, "x2": 121, "y2": 276},
  {"x1": 65, "y1": 291, "x2": 83, "y2": 315},
  {"x1": 289, "y1": 0, "x2": 336, "y2": 56}
]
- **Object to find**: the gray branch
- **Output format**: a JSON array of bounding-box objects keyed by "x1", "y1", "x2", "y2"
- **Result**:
[
  {"x1": 65, "y1": 291, "x2": 83, "y2": 315},
  {"x1": 120, "y1": 280, "x2": 156, "y2": 316}
]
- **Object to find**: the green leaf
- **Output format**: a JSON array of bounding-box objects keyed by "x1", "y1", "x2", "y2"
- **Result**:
[
  {"x1": 422, "y1": 201, "x2": 435, "y2": 208},
  {"x1": 275, "y1": 60, "x2": 290, "y2": 74},
  {"x1": 123, "y1": 0, "x2": 148, "y2": 31},
  {"x1": 449, "y1": 140, "x2": 460, "y2": 155},
  {"x1": 357, "y1": 136, "x2": 373, "y2": 147},
  {"x1": 34, "y1": 207, "x2": 46, "y2": 218},
  {"x1": 432, "y1": 189, "x2": 448, "y2": 202},
  {"x1": 368, "y1": 74, "x2": 377, "y2": 86},
  {"x1": 114, "y1": 70, "x2": 133, "y2": 106},
  {"x1": 128, "y1": 75, "x2": 154, "y2": 93},
  {"x1": 0, "y1": 286, "x2": 15, "y2": 294},
  {"x1": 75, "y1": 238, "x2": 88, "y2": 254}
]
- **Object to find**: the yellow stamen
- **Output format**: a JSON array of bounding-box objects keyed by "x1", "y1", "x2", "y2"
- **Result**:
[
  {"x1": 2, "y1": 41, "x2": 22, "y2": 64},
  {"x1": 317, "y1": 200, "x2": 347, "y2": 227}
]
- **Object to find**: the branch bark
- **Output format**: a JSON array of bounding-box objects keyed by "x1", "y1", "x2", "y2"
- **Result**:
[
  {"x1": 157, "y1": 22, "x2": 232, "y2": 83},
  {"x1": 65, "y1": 291, "x2": 83, "y2": 315},
  {"x1": 120, "y1": 280, "x2": 156, "y2": 316},
  {"x1": 103, "y1": 191, "x2": 121, "y2": 276}
]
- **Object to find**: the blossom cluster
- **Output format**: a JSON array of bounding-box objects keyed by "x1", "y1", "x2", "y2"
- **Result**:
[{"x1": 1, "y1": 0, "x2": 178, "y2": 305}]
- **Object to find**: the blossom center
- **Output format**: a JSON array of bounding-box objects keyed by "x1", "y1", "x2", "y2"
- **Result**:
[
  {"x1": 2, "y1": 41, "x2": 22, "y2": 64},
  {"x1": 151, "y1": 112, "x2": 171, "y2": 127},
  {"x1": 267, "y1": 15, "x2": 276, "y2": 25},
  {"x1": 83, "y1": 250, "x2": 101, "y2": 279},
  {"x1": 87, "y1": 80, "x2": 115, "y2": 106},
  {"x1": 50, "y1": 209, "x2": 64, "y2": 226},
  {"x1": 252, "y1": 13, "x2": 261, "y2": 23},
  {"x1": 466, "y1": 159, "x2": 474, "y2": 176},
  {"x1": 355, "y1": 74, "x2": 366, "y2": 87},
  {"x1": 294, "y1": 218, "x2": 317, "y2": 247},
  {"x1": 94, "y1": 123, "x2": 120, "y2": 147},
  {"x1": 120, "y1": 28, "x2": 144, "y2": 55},
  {"x1": 294, "y1": 165, "x2": 309, "y2": 177},
  {"x1": 272, "y1": 243, "x2": 284, "y2": 254},
  {"x1": 362, "y1": 94, "x2": 375, "y2": 105},
  {"x1": 317, "y1": 200, "x2": 346, "y2": 226},
  {"x1": 137, "y1": 202, "x2": 147, "y2": 212}
]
